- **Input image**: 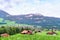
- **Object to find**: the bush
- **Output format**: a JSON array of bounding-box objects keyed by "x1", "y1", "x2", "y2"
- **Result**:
[{"x1": 0, "y1": 26, "x2": 35, "y2": 35}]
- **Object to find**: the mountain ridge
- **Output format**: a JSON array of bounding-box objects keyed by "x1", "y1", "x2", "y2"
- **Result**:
[{"x1": 0, "y1": 10, "x2": 60, "y2": 29}]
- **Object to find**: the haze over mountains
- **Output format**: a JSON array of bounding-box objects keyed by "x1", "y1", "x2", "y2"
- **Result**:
[{"x1": 0, "y1": 10, "x2": 60, "y2": 29}]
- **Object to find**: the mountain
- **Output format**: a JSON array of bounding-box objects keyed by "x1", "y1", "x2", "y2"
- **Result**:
[
  {"x1": 0, "y1": 10, "x2": 10, "y2": 19},
  {"x1": 0, "y1": 10, "x2": 60, "y2": 29}
]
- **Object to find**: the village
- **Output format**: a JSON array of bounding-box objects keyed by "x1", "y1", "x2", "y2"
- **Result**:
[{"x1": 0, "y1": 25, "x2": 58, "y2": 37}]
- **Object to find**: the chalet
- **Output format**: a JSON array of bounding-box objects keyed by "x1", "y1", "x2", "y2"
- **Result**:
[
  {"x1": 0, "y1": 33, "x2": 9, "y2": 37},
  {"x1": 21, "y1": 30, "x2": 32, "y2": 34},
  {"x1": 47, "y1": 32, "x2": 57, "y2": 35}
]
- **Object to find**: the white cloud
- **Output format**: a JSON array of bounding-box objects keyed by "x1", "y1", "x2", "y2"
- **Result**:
[
  {"x1": 0, "y1": 0, "x2": 41, "y2": 15},
  {"x1": 40, "y1": 1, "x2": 60, "y2": 18},
  {"x1": 0, "y1": 0, "x2": 60, "y2": 18}
]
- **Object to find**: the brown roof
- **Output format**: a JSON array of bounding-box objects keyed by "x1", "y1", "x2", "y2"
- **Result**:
[
  {"x1": 1, "y1": 33, "x2": 9, "y2": 37},
  {"x1": 21, "y1": 30, "x2": 32, "y2": 34},
  {"x1": 21, "y1": 30, "x2": 28, "y2": 34}
]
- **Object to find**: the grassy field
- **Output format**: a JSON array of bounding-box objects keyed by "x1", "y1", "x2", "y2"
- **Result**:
[{"x1": 0, "y1": 31, "x2": 60, "y2": 40}]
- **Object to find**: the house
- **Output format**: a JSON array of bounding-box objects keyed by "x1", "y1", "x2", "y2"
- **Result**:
[
  {"x1": 34, "y1": 29, "x2": 41, "y2": 33},
  {"x1": 21, "y1": 30, "x2": 32, "y2": 34},
  {"x1": 47, "y1": 32, "x2": 57, "y2": 35},
  {"x1": 0, "y1": 33, "x2": 9, "y2": 37}
]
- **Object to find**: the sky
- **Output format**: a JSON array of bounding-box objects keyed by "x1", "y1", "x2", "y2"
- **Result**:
[{"x1": 0, "y1": 0, "x2": 60, "y2": 18}]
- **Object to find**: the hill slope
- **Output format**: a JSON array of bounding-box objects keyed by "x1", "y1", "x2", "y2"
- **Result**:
[{"x1": 0, "y1": 10, "x2": 60, "y2": 28}]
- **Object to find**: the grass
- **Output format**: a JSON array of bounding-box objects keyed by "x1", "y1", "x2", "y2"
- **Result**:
[{"x1": 0, "y1": 31, "x2": 60, "y2": 40}]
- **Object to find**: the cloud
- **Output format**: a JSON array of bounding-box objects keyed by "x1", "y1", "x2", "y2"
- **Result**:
[
  {"x1": 40, "y1": 0, "x2": 60, "y2": 18},
  {"x1": 0, "y1": 0, "x2": 60, "y2": 18},
  {"x1": 0, "y1": 0, "x2": 41, "y2": 15}
]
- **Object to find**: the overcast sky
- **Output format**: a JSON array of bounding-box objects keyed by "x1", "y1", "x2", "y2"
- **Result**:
[{"x1": 0, "y1": 0, "x2": 60, "y2": 18}]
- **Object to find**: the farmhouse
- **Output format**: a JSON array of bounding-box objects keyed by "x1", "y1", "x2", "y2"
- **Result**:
[
  {"x1": 0, "y1": 33, "x2": 9, "y2": 37},
  {"x1": 34, "y1": 29, "x2": 41, "y2": 33},
  {"x1": 47, "y1": 32, "x2": 57, "y2": 35},
  {"x1": 21, "y1": 30, "x2": 32, "y2": 34}
]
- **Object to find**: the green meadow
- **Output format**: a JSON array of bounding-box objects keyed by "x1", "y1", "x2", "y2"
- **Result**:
[
  {"x1": 0, "y1": 18, "x2": 60, "y2": 40},
  {"x1": 0, "y1": 31, "x2": 60, "y2": 40}
]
